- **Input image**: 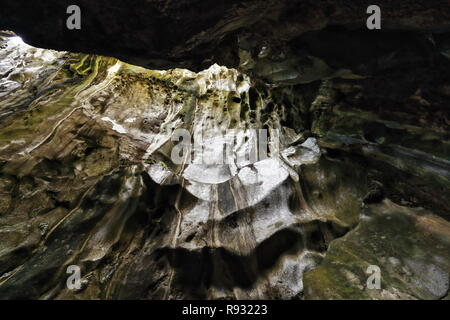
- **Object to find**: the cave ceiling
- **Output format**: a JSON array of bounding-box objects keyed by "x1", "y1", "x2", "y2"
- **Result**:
[{"x1": 0, "y1": 1, "x2": 449, "y2": 300}]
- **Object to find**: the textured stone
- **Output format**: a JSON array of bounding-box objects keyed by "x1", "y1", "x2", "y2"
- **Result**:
[
  {"x1": 0, "y1": 9, "x2": 449, "y2": 300},
  {"x1": 1, "y1": 1, "x2": 450, "y2": 72}
]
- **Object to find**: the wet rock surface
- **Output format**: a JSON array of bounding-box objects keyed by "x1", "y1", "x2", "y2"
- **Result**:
[{"x1": 0, "y1": 15, "x2": 449, "y2": 300}]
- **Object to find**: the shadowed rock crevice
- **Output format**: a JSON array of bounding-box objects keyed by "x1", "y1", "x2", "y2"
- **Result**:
[{"x1": 155, "y1": 220, "x2": 349, "y2": 299}]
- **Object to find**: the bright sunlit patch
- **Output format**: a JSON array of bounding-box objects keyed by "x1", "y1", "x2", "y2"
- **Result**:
[
  {"x1": 107, "y1": 62, "x2": 121, "y2": 74},
  {"x1": 9, "y1": 36, "x2": 25, "y2": 46},
  {"x1": 101, "y1": 117, "x2": 127, "y2": 134}
]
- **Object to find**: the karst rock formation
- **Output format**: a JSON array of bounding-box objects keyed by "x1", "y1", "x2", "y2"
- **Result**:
[{"x1": 0, "y1": 1, "x2": 449, "y2": 300}]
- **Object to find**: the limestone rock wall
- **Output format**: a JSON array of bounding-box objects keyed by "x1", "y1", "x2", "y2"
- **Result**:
[{"x1": 0, "y1": 29, "x2": 449, "y2": 300}]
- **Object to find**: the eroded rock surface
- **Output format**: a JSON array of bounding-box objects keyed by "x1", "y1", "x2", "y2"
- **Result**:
[{"x1": 0, "y1": 28, "x2": 449, "y2": 300}]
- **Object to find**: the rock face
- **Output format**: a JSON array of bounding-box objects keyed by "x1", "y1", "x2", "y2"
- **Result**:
[
  {"x1": 1, "y1": 0, "x2": 450, "y2": 71},
  {"x1": 0, "y1": 1, "x2": 450, "y2": 300}
]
